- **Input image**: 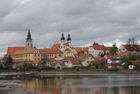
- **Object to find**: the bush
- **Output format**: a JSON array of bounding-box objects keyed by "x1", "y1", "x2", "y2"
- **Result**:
[
  {"x1": 108, "y1": 68, "x2": 119, "y2": 71},
  {"x1": 135, "y1": 65, "x2": 140, "y2": 70},
  {"x1": 90, "y1": 65, "x2": 96, "y2": 70},
  {"x1": 119, "y1": 67, "x2": 123, "y2": 70}
]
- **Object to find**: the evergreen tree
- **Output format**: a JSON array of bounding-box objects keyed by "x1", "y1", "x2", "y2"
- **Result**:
[
  {"x1": 109, "y1": 43, "x2": 118, "y2": 56},
  {"x1": 3, "y1": 56, "x2": 13, "y2": 69}
]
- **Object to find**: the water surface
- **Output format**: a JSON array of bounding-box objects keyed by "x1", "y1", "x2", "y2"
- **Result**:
[{"x1": 0, "y1": 72, "x2": 140, "y2": 94}]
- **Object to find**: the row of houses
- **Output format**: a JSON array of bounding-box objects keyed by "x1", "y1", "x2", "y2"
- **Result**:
[
  {"x1": 3, "y1": 31, "x2": 140, "y2": 69},
  {"x1": 107, "y1": 44, "x2": 140, "y2": 69}
]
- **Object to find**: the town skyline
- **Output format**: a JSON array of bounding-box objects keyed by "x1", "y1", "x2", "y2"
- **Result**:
[
  {"x1": 0, "y1": 30, "x2": 139, "y2": 56},
  {"x1": 1, "y1": 1, "x2": 140, "y2": 94}
]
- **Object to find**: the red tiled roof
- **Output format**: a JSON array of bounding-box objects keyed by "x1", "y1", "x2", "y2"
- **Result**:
[
  {"x1": 106, "y1": 55, "x2": 113, "y2": 59},
  {"x1": 65, "y1": 48, "x2": 71, "y2": 52},
  {"x1": 65, "y1": 42, "x2": 69, "y2": 46},
  {"x1": 12, "y1": 48, "x2": 37, "y2": 55},
  {"x1": 55, "y1": 60, "x2": 65, "y2": 66},
  {"x1": 63, "y1": 57, "x2": 74, "y2": 60},
  {"x1": 116, "y1": 51, "x2": 132, "y2": 57},
  {"x1": 39, "y1": 48, "x2": 62, "y2": 54},
  {"x1": 63, "y1": 57, "x2": 80, "y2": 65},
  {"x1": 103, "y1": 47, "x2": 111, "y2": 51},
  {"x1": 93, "y1": 57, "x2": 106, "y2": 64},
  {"x1": 122, "y1": 44, "x2": 140, "y2": 51},
  {"x1": 72, "y1": 47, "x2": 88, "y2": 52},
  {"x1": 51, "y1": 44, "x2": 61, "y2": 48},
  {"x1": 51, "y1": 43, "x2": 70, "y2": 48},
  {"x1": 6, "y1": 47, "x2": 25, "y2": 56},
  {"x1": 77, "y1": 54, "x2": 93, "y2": 61},
  {"x1": 70, "y1": 60, "x2": 80, "y2": 65},
  {"x1": 108, "y1": 63, "x2": 120, "y2": 66},
  {"x1": 90, "y1": 45, "x2": 105, "y2": 50}
]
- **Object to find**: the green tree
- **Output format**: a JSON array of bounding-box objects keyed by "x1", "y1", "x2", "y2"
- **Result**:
[
  {"x1": 3, "y1": 56, "x2": 13, "y2": 69},
  {"x1": 109, "y1": 43, "x2": 118, "y2": 56},
  {"x1": 50, "y1": 60, "x2": 56, "y2": 67},
  {"x1": 121, "y1": 54, "x2": 137, "y2": 69},
  {"x1": 78, "y1": 51, "x2": 84, "y2": 55}
]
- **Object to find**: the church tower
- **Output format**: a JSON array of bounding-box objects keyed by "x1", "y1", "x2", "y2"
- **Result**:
[
  {"x1": 67, "y1": 34, "x2": 71, "y2": 47},
  {"x1": 60, "y1": 33, "x2": 65, "y2": 52},
  {"x1": 25, "y1": 29, "x2": 33, "y2": 49},
  {"x1": 67, "y1": 34, "x2": 71, "y2": 43}
]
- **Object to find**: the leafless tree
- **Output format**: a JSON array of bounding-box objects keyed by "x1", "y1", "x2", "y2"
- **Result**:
[{"x1": 127, "y1": 38, "x2": 137, "y2": 47}]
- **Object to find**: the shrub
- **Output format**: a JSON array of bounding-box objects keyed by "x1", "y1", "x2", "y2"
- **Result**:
[
  {"x1": 119, "y1": 67, "x2": 123, "y2": 70},
  {"x1": 91, "y1": 65, "x2": 96, "y2": 70},
  {"x1": 108, "y1": 68, "x2": 119, "y2": 71},
  {"x1": 135, "y1": 65, "x2": 140, "y2": 70}
]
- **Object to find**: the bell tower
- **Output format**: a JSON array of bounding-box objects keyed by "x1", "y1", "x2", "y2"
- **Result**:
[
  {"x1": 60, "y1": 33, "x2": 65, "y2": 52},
  {"x1": 67, "y1": 34, "x2": 71, "y2": 43},
  {"x1": 25, "y1": 29, "x2": 33, "y2": 49},
  {"x1": 67, "y1": 34, "x2": 71, "y2": 47}
]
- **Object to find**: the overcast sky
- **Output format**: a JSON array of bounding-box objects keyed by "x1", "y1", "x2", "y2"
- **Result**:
[{"x1": 0, "y1": 0, "x2": 140, "y2": 56}]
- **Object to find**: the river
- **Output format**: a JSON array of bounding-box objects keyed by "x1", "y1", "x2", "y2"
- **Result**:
[{"x1": 0, "y1": 72, "x2": 140, "y2": 94}]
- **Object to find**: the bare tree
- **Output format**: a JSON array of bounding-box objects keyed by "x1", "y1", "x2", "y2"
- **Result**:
[{"x1": 127, "y1": 38, "x2": 137, "y2": 47}]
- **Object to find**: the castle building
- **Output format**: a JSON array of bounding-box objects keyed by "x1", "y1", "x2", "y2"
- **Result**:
[{"x1": 6, "y1": 30, "x2": 42, "y2": 64}]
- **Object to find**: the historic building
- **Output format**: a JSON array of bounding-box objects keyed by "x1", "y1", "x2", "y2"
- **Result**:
[
  {"x1": 6, "y1": 30, "x2": 42, "y2": 64},
  {"x1": 88, "y1": 44, "x2": 110, "y2": 57},
  {"x1": 6, "y1": 31, "x2": 76, "y2": 64},
  {"x1": 51, "y1": 33, "x2": 74, "y2": 57},
  {"x1": 6, "y1": 31, "x2": 111, "y2": 67},
  {"x1": 25, "y1": 29, "x2": 33, "y2": 49}
]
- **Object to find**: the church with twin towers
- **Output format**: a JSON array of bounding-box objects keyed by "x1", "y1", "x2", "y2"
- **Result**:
[
  {"x1": 25, "y1": 29, "x2": 72, "y2": 52},
  {"x1": 6, "y1": 29, "x2": 81, "y2": 63}
]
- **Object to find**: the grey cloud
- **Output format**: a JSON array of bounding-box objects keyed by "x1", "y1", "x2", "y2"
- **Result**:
[{"x1": 0, "y1": 0, "x2": 140, "y2": 56}]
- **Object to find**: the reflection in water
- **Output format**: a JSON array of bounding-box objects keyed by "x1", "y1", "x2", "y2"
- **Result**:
[{"x1": 15, "y1": 74, "x2": 140, "y2": 94}]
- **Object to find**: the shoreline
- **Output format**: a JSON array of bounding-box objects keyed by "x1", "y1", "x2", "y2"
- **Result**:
[{"x1": 0, "y1": 70, "x2": 140, "y2": 76}]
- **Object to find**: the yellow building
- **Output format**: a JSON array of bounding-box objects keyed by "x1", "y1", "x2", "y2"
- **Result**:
[
  {"x1": 6, "y1": 30, "x2": 63, "y2": 63},
  {"x1": 6, "y1": 30, "x2": 42, "y2": 63}
]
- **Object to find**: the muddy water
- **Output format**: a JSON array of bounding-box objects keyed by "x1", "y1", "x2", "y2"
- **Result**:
[{"x1": 0, "y1": 72, "x2": 140, "y2": 94}]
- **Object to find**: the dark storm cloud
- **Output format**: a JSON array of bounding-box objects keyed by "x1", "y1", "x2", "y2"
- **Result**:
[{"x1": 0, "y1": 0, "x2": 140, "y2": 56}]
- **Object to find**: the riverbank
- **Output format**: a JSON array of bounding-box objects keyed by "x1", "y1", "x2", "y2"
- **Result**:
[
  {"x1": 0, "y1": 69, "x2": 140, "y2": 76},
  {"x1": 37, "y1": 70, "x2": 140, "y2": 76}
]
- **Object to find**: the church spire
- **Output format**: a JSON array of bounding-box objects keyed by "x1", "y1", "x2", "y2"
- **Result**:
[
  {"x1": 26, "y1": 29, "x2": 32, "y2": 40},
  {"x1": 67, "y1": 34, "x2": 71, "y2": 41},
  {"x1": 61, "y1": 33, "x2": 65, "y2": 40},
  {"x1": 25, "y1": 29, "x2": 33, "y2": 49}
]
